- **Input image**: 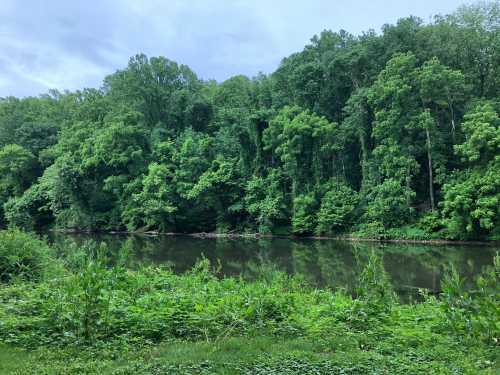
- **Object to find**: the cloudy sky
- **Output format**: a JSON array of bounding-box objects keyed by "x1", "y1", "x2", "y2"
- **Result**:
[{"x1": 1, "y1": 0, "x2": 466, "y2": 97}]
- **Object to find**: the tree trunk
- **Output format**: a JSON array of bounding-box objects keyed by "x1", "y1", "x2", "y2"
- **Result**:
[
  {"x1": 446, "y1": 90, "x2": 456, "y2": 139},
  {"x1": 359, "y1": 131, "x2": 369, "y2": 190},
  {"x1": 426, "y1": 128, "x2": 435, "y2": 211}
]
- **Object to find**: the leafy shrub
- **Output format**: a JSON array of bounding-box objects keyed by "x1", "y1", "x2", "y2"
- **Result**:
[
  {"x1": 417, "y1": 211, "x2": 444, "y2": 235},
  {"x1": 385, "y1": 226, "x2": 430, "y2": 240},
  {"x1": 315, "y1": 184, "x2": 359, "y2": 235},
  {"x1": 0, "y1": 253, "x2": 331, "y2": 347},
  {"x1": 441, "y1": 253, "x2": 500, "y2": 344},
  {"x1": 292, "y1": 193, "x2": 318, "y2": 235},
  {"x1": 441, "y1": 164, "x2": 500, "y2": 240},
  {"x1": 244, "y1": 169, "x2": 287, "y2": 234},
  {"x1": 347, "y1": 252, "x2": 397, "y2": 330},
  {"x1": 0, "y1": 229, "x2": 55, "y2": 283},
  {"x1": 352, "y1": 221, "x2": 387, "y2": 239},
  {"x1": 356, "y1": 252, "x2": 396, "y2": 305},
  {"x1": 4, "y1": 183, "x2": 54, "y2": 230},
  {"x1": 53, "y1": 244, "x2": 118, "y2": 343},
  {"x1": 352, "y1": 223, "x2": 434, "y2": 240},
  {"x1": 363, "y1": 179, "x2": 415, "y2": 229}
]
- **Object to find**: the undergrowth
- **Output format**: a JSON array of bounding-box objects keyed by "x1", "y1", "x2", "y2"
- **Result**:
[{"x1": 0, "y1": 229, "x2": 498, "y2": 374}]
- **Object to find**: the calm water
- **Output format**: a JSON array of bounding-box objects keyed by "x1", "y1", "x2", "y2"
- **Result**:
[{"x1": 49, "y1": 233, "x2": 498, "y2": 299}]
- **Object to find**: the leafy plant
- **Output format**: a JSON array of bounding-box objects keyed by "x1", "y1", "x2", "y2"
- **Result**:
[
  {"x1": 0, "y1": 229, "x2": 55, "y2": 283},
  {"x1": 316, "y1": 183, "x2": 359, "y2": 235},
  {"x1": 441, "y1": 253, "x2": 500, "y2": 344}
]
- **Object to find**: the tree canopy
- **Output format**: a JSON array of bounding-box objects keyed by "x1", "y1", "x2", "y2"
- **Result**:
[{"x1": 1, "y1": 2, "x2": 499, "y2": 240}]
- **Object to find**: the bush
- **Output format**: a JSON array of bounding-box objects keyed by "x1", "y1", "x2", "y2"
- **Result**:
[
  {"x1": 417, "y1": 211, "x2": 444, "y2": 234},
  {"x1": 0, "y1": 254, "x2": 326, "y2": 347},
  {"x1": 0, "y1": 229, "x2": 55, "y2": 283},
  {"x1": 352, "y1": 221, "x2": 387, "y2": 239},
  {"x1": 385, "y1": 226, "x2": 429, "y2": 240},
  {"x1": 292, "y1": 193, "x2": 318, "y2": 235},
  {"x1": 441, "y1": 164, "x2": 500, "y2": 240},
  {"x1": 346, "y1": 252, "x2": 397, "y2": 330},
  {"x1": 363, "y1": 179, "x2": 415, "y2": 229},
  {"x1": 316, "y1": 184, "x2": 359, "y2": 235},
  {"x1": 3, "y1": 183, "x2": 53, "y2": 230},
  {"x1": 441, "y1": 254, "x2": 500, "y2": 344}
]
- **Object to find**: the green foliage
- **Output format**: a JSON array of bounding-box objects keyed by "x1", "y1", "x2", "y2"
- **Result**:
[
  {"x1": 14, "y1": 122, "x2": 59, "y2": 156},
  {"x1": 3, "y1": 182, "x2": 53, "y2": 230},
  {"x1": 244, "y1": 169, "x2": 287, "y2": 233},
  {"x1": 0, "y1": 144, "x2": 37, "y2": 196},
  {"x1": 3, "y1": 165, "x2": 60, "y2": 230},
  {"x1": 0, "y1": 229, "x2": 54, "y2": 283},
  {"x1": 0, "y1": 3, "x2": 499, "y2": 239},
  {"x1": 347, "y1": 252, "x2": 397, "y2": 330},
  {"x1": 364, "y1": 179, "x2": 415, "y2": 228},
  {"x1": 385, "y1": 226, "x2": 431, "y2": 241},
  {"x1": 104, "y1": 54, "x2": 203, "y2": 130},
  {"x1": 122, "y1": 163, "x2": 177, "y2": 231},
  {"x1": 441, "y1": 165, "x2": 500, "y2": 239},
  {"x1": 441, "y1": 102, "x2": 500, "y2": 240},
  {"x1": 352, "y1": 221, "x2": 387, "y2": 240},
  {"x1": 455, "y1": 102, "x2": 500, "y2": 164},
  {"x1": 0, "y1": 235, "x2": 498, "y2": 374},
  {"x1": 1, "y1": 256, "x2": 319, "y2": 347},
  {"x1": 417, "y1": 211, "x2": 444, "y2": 234},
  {"x1": 291, "y1": 193, "x2": 318, "y2": 235},
  {"x1": 441, "y1": 254, "x2": 500, "y2": 344},
  {"x1": 264, "y1": 106, "x2": 340, "y2": 195},
  {"x1": 316, "y1": 182, "x2": 359, "y2": 235},
  {"x1": 50, "y1": 243, "x2": 120, "y2": 344}
]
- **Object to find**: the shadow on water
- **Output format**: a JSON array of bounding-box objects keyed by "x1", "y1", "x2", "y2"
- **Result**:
[{"x1": 48, "y1": 233, "x2": 498, "y2": 301}]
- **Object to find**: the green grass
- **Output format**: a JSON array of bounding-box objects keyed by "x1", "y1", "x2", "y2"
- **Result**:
[
  {"x1": 1, "y1": 334, "x2": 498, "y2": 374},
  {"x1": 0, "y1": 338, "x2": 330, "y2": 375},
  {"x1": 0, "y1": 344, "x2": 29, "y2": 374},
  {"x1": 152, "y1": 336, "x2": 326, "y2": 364}
]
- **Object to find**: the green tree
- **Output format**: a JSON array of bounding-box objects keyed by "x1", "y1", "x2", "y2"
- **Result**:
[
  {"x1": 0, "y1": 145, "x2": 38, "y2": 226},
  {"x1": 442, "y1": 102, "x2": 500, "y2": 239},
  {"x1": 316, "y1": 182, "x2": 359, "y2": 235},
  {"x1": 264, "y1": 106, "x2": 340, "y2": 196},
  {"x1": 0, "y1": 145, "x2": 37, "y2": 196},
  {"x1": 244, "y1": 169, "x2": 287, "y2": 233},
  {"x1": 292, "y1": 193, "x2": 318, "y2": 235},
  {"x1": 364, "y1": 179, "x2": 416, "y2": 229},
  {"x1": 0, "y1": 2, "x2": 497, "y2": 238},
  {"x1": 122, "y1": 163, "x2": 177, "y2": 231},
  {"x1": 104, "y1": 54, "x2": 205, "y2": 132}
]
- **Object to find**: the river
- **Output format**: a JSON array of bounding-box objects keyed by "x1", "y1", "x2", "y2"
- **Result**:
[{"x1": 49, "y1": 233, "x2": 498, "y2": 300}]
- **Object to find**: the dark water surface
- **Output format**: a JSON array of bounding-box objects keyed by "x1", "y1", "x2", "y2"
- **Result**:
[{"x1": 49, "y1": 233, "x2": 498, "y2": 299}]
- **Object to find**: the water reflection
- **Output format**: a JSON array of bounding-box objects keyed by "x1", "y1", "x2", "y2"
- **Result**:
[{"x1": 49, "y1": 233, "x2": 497, "y2": 299}]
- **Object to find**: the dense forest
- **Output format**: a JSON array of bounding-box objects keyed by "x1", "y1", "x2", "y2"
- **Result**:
[{"x1": 0, "y1": 2, "x2": 499, "y2": 240}]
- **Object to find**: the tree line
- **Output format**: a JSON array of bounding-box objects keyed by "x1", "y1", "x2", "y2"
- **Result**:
[{"x1": 0, "y1": 2, "x2": 499, "y2": 240}]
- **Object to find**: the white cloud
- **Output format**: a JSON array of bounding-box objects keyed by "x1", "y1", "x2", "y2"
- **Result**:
[{"x1": 0, "y1": 0, "x2": 464, "y2": 97}]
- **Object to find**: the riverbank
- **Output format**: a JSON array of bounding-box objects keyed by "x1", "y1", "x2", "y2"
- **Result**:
[
  {"x1": 1, "y1": 229, "x2": 498, "y2": 374},
  {"x1": 51, "y1": 228, "x2": 500, "y2": 246}
]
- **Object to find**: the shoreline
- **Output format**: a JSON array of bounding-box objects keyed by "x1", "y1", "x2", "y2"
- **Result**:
[{"x1": 49, "y1": 228, "x2": 500, "y2": 246}]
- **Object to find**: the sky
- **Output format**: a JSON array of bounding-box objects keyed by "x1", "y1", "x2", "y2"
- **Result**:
[{"x1": 0, "y1": 0, "x2": 467, "y2": 97}]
